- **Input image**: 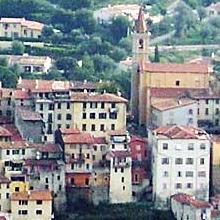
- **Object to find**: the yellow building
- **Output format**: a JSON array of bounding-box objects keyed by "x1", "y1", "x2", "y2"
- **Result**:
[
  {"x1": 10, "y1": 181, "x2": 29, "y2": 193},
  {"x1": 211, "y1": 136, "x2": 220, "y2": 193},
  {"x1": 0, "y1": 18, "x2": 44, "y2": 39},
  {"x1": 11, "y1": 190, "x2": 52, "y2": 220},
  {"x1": 131, "y1": 7, "x2": 210, "y2": 125},
  {"x1": 70, "y1": 92, "x2": 127, "y2": 136}
]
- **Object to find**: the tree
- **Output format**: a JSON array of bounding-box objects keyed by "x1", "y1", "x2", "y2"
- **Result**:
[
  {"x1": 109, "y1": 47, "x2": 127, "y2": 62},
  {"x1": 42, "y1": 25, "x2": 54, "y2": 40},
  {"x1": 154, "y1": 45, "x2": 160, "y2": 62},
  {"x1": 60, "y1": 0, "x2": 92, "y2": 10},
  {"x1": 0, "y1": 66, "x2": 18, "y2": 88},
  {"x1": 56, "y1": 57, "x2": 77, "y2": 77},
  {"x1": 110, "y1": 16, "x2": 131, "y2": 44},
  {"x1": 97, "y1": 81, "x2": 118, "y2": 94},
  {"x1": 198, "y1": 7, "x2": 207, "y2": 21},
  {"x1": 11, "y1": 41, "x2": 25, "y2": 55},
  {"x1": 174, "y1": 2, "x2": 197, "y2": 38}
]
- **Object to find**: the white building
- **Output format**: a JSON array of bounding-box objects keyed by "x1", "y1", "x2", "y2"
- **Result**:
[
  {"x1": 0, "y1": 55, "x2": 53, "y2": 74},
  {"x1": 151, "y1": 125, "x2": 210, "y2": 209},
  {"x1": 150, "y1": 98, "x2": 198, "y2": 129},
  {"x1": 108, "y1": 130, "x2": 132, "y2": 204},
  {"x1": 171, "y1": 193, "x2": 211, "y2": 220}
]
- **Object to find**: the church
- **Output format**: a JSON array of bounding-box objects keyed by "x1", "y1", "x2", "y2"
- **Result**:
[{"x1": 131, "y1": 7, "x2": 211, "y2": 126}]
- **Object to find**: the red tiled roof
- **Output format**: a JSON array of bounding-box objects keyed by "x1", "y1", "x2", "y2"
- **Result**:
[
  {"x1": 11, "y1": 190, "x2": 52, "y2": 201},
  {"x1": 0, "y1": 126, "x2": 12, "y2": 137},
  {"x1": 17, "y1": 107, "x2": 42, "y2": 121},
  {"x1": 60, "y1": 128, "x2": 80, "y2": 135},
  {"x1": 172, "y1": 193, "x2": 211, "y2": 209},
  {"x1": 0, "y1": 141, "x2": 31, "y2": 149},
  {"x1": 153, "y1": 125, "x2": 208, "y2": 139},
  {"x1": 111, "y1": 150, "x2": 131, "y2": 158},
  {"x1": 0, "y1": 176, "x2": 10, "y2": 184},
  {"x1": 150, "y1": 88, "x2": 208, "y2": 98},
  {"x1": 71, "y1": 93, "x2": 127, "y2": 103},
  {"x1": 151, "y1": 98, "x2": 196, "y2": 111},
  {"x1": 14, "y1": 89, "x2": 31, "y2": 99},
  {"x1": 2, "y1": 124, "x2": 23, "y2": 141},
  {"x1": 143, "y1": 63, "x2": 209, "y2": 73},
  {"x1": 130, "y1": 135, "x2": 147, "y2": 144},
  {"x1": 94, "y1": 137, "x2": 107, "y2": 144},
  {"x1": 62, "y1": 133, "x2": 95, "y2": 144},
  {"x1": 32, "y1": 143, "x2": 62, "y2": 153}
]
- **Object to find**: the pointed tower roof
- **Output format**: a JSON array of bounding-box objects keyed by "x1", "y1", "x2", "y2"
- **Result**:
[{"x1": 135, "y1": 6, "x2": 147, "y2": 33}]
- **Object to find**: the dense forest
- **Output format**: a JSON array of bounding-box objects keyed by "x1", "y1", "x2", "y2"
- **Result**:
[{"x1": 0, "y1": 0, "x2": 219, "y2": 97}]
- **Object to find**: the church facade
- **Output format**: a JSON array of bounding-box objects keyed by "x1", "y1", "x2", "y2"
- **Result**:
[{"x1": 131, "y1": 8, "x2": 211, "y2": 126}]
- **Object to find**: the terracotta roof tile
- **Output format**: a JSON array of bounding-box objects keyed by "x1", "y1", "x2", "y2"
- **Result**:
[
  {"x1": 111, "y1": 150, "x2": 131, "y2": 158},
  {"x1": 60, "y1": 128, "x2": 80, "y2": 135},
  {"x1": 32, "y1": 143, "x2": 62, "y2": 153},
  {"x1": 62, "y1": 132, "x2": 95, "y2": 144},
  {"x1": 11, "y1": 190, "x2": 52, "y2": 201},
  {"x1": 71, "y1": 93, "x2": 127, "y2": 103},
  {"x1": 172, "y1": 193, "x2": 211, "y2": 209},
  {"x1": 0, "y1": 176, "x2": 10, "y2": 184},
  {"x1": 2, "y1": 124, "x2": 23, "y2": 141},
  {"x1": 0, "y1": 126, "x2": 12, "y2": 137},
  {"x1": 17, "y1": 107, "x2": 42, "y2": 121},
  {"x1": 153, "y1": 125, "x2": 208, "y2": 139},
  {"x1": 14, "y1": 89, "x2": 31, "y2": 99},
  {"x1": 150, "y1": 88, "x2": 208, "y2": 98},
  {"x1": 0, "y1": 18, "x2": 44, "y2": 30},
  {"x1": 143, "y1": 63, "x2": 209, "y2": 73},
  {"x1": 152, "y1": 98, "x2": 196, "y2": 111},
  {"x1": 93, "y1": 137, "x2": 107, "y2": 144}
]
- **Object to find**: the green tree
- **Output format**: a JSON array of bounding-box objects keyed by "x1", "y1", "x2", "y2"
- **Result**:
[
  {"x1": 56, "y1": 57, "x2": 77, "y2": 77},
  {"x1": 110, "y1": 16, "x2": 130, "y2": 44},
  {"x1": 174, "y1": 2, "x2": 197, "y2": 38},
  {"x1": 97, "y1": 81, "x2": 118, "y2": 94},
  {"x1": 60, "y1": 0, "x2": 92, "y2": 10},
  {"x1": 11, "y1": 41, "x2": 25, "y2": 55},
  {"x1": 154, "y1": 45, "x2": 160, "y2": 62},
  {"x1": 198, "y1": 7, "x2": 207, "y2": 21},
  {"x1": 0, "y1": 66, "x2": 18, "y2": 88}
]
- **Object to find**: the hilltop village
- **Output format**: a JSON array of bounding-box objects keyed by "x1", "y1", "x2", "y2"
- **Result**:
[{"x1": 1, "y1": 2, "x2": 220, "y2": 220}]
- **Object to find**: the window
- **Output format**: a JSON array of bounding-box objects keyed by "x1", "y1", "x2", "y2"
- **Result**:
[
  {"x1": 189, "y1": 109, "x2": 193, "y2": 115},
  {"x1": 216, "y1": 99, "x2": 219, "y2": 104},
  {"x1": 66, "y1": 102, "x2": 70, "y2": 109},
  {"x1": 163, "y1": 171, "x2": 169, "y2": 177},
  {"x1": 162, "y1": 183, "x2": 167, "y2": 189},
  {"x1": 49, "y1": 104, "x2": 54, "y2": 110},
  {"x1": 91, "y1": 124, "x2": 96, "y2": 131},
  {"x1": 109, "y1": 112, "x2": 117, "y2": 119},
  {"x1": 121, "y1": 168, "x2": 124, "y2": 173},
  {"x1": 86, "y1": 154, "x2": 90, "y2": 159},
  {"x1": 186, "y1": 183, "x2": 193, "y2": 189},
  {"x1": 6, "y1": 150, "x2": 10, "y2": 155},
  {"x1": 93, "y1": 145, "x2": 97, "y2": 151},
  {"x1": 86, "y1": 164, "x2": 90, "y2": 170},
  {"x1": 123, "y1": 186, "x2": 125, "y2": 191},
  {"x1": 6, "y1": 193, "x2": 9, "y2": 199},
  {"x1": 162, "y1": 158, "x2": 169, "y2": 164},
  {"x1": 82, "y1": 124, "x2": 86, "y2": 131},
  {"x1": 66, "y1": 124, "x2": 70, "y2": 129},
  {"x1": 57, "y1": 176, "x2": 60, "y2": 181},
  {"x1": 188, "y1": 118, "x2": 193, "y2": 124},
  {"x1": 15, "y1": 187, "x2": 19, "y2": 192},
  {"x1": 90, "y1": 113, "x2": 95, "y2": 119},
  {"x1": 45, "y1": 178, "x2": 48, "y2": 184},
  {"x1": 83, "y1": 103, "x2": 87, "y2": 109},
  {"x1": 200, "y1": 158, "x2": 205, "y2": 165},
  {"x1": 100, "y1": 124, "x2": 105, "y2": 131},
  {"x1": 36, "y1": 210, "x2": 42, "y2": 215},
  {"x1": 22, "y1": 149, "x2": 25, "y2": 155},
  {"x1": 175, "y1": 80, "x2": 180, "y2": 86},
  {"x1": 215, "y1": 119, "x2": 219, "y2": 126},
  {"x1": 82, "y1": 113, "x2": 86, "y2": 119},
  {"x1": 121, "y1": 177, "x2": 124, "y2": 183},
  {"x1": 162, "y1": 143, "x2": 168, "y2": 150},
  {"x1": 12, "y1": 149, "x2": 19, "y2": 155},
  {"x1": 186, "y1": 171, "x2": 193, "y2": 177},
  {"x1": 57, "y1": 103, "x2": 61, "y2": 109},
  {"x1": 57, "y1": 114, "x2": 61, "y2": 120},
  {"x1": 177, "y1": 171, "x2": 182, "y2": 177},
  {"x1": 111, "y1": 124, "x2": 115, "y2": 130},
  {"x1": 188, "y1": 143, "x2": 194, "y2": 150},
  {"x1": 200, "y1": 143, "x2": 206, "y2": 150},
  {"x1": 90, "y1": 102, "x2": 97, "y2": 108},
  {"x1": 205, "y1": 108, "x2": 209, "y2": 115},
  {"x1": 176, "y1": 183, "x2": 182, "y2": 189},
  {"x1": 57, "y1": 124, "x2": 61, "y2": 129},
  {"x1": 36, "y1": 200, "x2": 42, "y2": 205},
  {"x1": 175, "y1": 158, "x2": 183, "y2": 165},
  {"x1": 101, "y1": 102, "x2": 105, "y2": 109},
  {"x1": 186, "y1": 158, "x2": 194, "y2": 165},
  {"x1": 139, "y1": 39, "x2": 144, "y2": 49},
  {"x1": 99, "y1": 113, "x2": 107, "y2": 119},
  {"x1": 40, "y1": 104, "x2": 43, "y2": 111},
  {"x1": 115, "y1": 167, "x2": 117, "y2": 173},
  {"x1": 198, "y1": 171, "x2": 206, "y2": 177},
  {"x1": 85, "y1": 178, "x2": 89, "y2": 185},
  {"x1": 66, "y1": 114, "x2": 72, "y2": 120},
  {"x1": 206, "y1": 100, "x2": 209, "y2": 105},
  {"x1": 112, "y1": 144, "x2": 115, "y2": 149},
  {"x1": 216, "y1": 108, "x2": 219, "y2": 115}
]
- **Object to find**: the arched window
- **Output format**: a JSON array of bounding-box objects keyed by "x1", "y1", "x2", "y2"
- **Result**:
[{"x1": 139, "y1": 39, "x2": 144, "y2": 49}]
